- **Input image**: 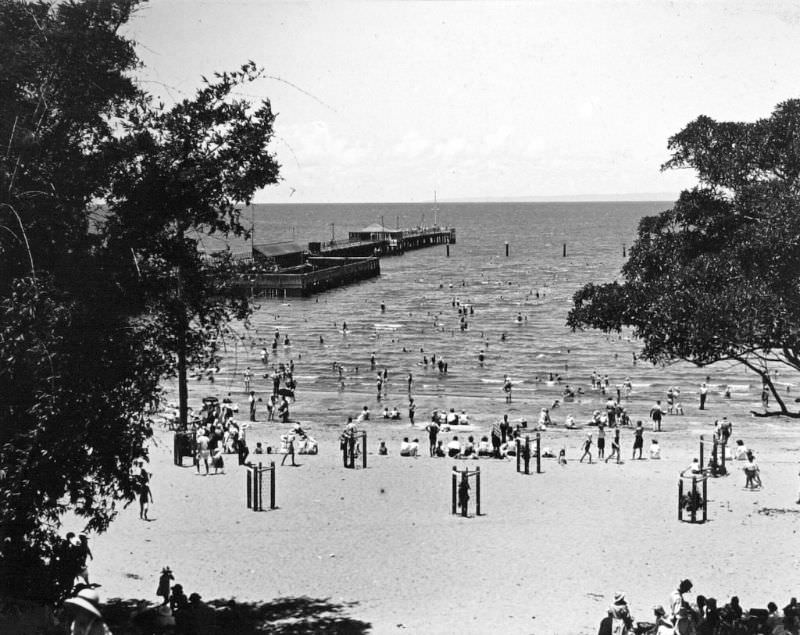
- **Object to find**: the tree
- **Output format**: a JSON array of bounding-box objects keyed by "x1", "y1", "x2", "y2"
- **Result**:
[
  {"x1": 0, "y1": 0, "x2": 279, "y2": 603},
  {"x1": 104, "y1": 61, "x2": 280, "y2": 428},
  {"x1": 567, "y1": 100, "x2": 800, "y2": 416}
]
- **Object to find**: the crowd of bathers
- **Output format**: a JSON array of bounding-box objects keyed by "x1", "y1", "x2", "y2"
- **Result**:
[{"x1": 598, "y1": 578, "x2": 800, "y2": 634}]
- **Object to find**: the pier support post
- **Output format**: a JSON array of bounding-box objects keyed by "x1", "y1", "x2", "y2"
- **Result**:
[
  {"x1": 563, "y1": 243, "x2": 567, "y2": 257},
  {"x1": 505, "y1": 242, "x2": 509, "y2": 257}
]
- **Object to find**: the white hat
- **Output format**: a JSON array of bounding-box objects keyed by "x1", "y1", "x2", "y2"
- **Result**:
[{"x1": 63, "y1": 588, "x2": 102, "y2": 618}]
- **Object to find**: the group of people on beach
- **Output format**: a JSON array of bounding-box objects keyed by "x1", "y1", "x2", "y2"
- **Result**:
[{"x1": 598, "y1": 579, "x2": 800, "y2": 634}]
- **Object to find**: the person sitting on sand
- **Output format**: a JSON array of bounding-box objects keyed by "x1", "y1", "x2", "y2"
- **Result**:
[
  {"x1": 649, "y1": 605, "x2": 674, "y2": 634},
  {"x1": 504, "y1": 437, "x2": 520, "y2": 456},
  {"x1": 565, "y1": 414, "x2": 577, "y2": 429},
  {"x1": 297, "y1": 435, "x2": 318, "y2": 455},
  {"x1": 461, "y1": 435, "x2": 476, "y2": 458},
  {"x1": 382, "y1": 407, "x2": 390, "y2": 419},
  {"x1": 477, "y1": 436, "x2": 493, "y2": 457},
  {"x1": 558, "y1": 447, "x2": 567, "y2": 466},
  {"x1": 357, "y1": 406, "x2": 370, "y2": 422},
  {"x1": 447, "y1": 436, "x2": 461, "y2": 458},
  {"x1": 434, "y1": 440, "x2": 446, "y2": 457},
  {"x1": 733, "y1": 439, "x2": 748, "y2": 460},
  {"x1": 390, "y1": 406, "x2": 401, "y2": 420},
  {"x1": 446, "y1": 408, "x2": 459, "y2": 426},
  {"x1": 378, "y1": 440, "x2": 388, "y2": 455},
  {"x1": 681, "y1": 458, "x2": 704, "y2": 477},
  {"x1": 649, "y1": 439, "x2": 661, "y2": 459},
  {"x1": 460, "y1": 410, "x2": 469, "y2": 425},
  {"x1": 537, "y1": 408, "x2": 551, "y2": 431},
  {"x1": 399, "y1": 437, "x2": 418, "y2": 457}
]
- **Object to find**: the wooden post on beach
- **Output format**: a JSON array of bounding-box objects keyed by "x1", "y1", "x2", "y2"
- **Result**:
[
  {"x1": 691, "y1": 477, "x2": 698, "y2": 523},
  {"x1": 720, "y1": 441, "x2": 726, "y2": 474},
  {"x1": 475, "y1": 467, "x2": 481, "y2": 516},
  {"x1": 678, "y1": 479, "x2": 683, "y2": 521},
  {"x1": 269, "y1": 461, "x2": 276, "y2": 509},
  {"x1": 623, "y1": 244, "x2": 626, "y2": 257},
  {"x1": 505, "y1": 241, "x2": 509, "y2": 257},
  {"x1": 446, "y1": 244, "x2": 450, "y2": 257},
  {"x1": 701, "y1": 477, "x2": 707, "y2": 523},
  {"x1": 361, "y1": 431, "x2": 368, "y2": 469},
  {"x1": 535, "y1": 432, "x2": 542, "y2": 474},
  {"x1": 451, "y1": 467, "x2": 457, "y2": 515},
  {"x1": 246, "y1": 467, "x2": 253, "y2": 509},
  {"x1": 563, "y1": 243, "x2": 566, "y2": 257},
  {"x1": 256, "y1": 462, "x2": 263, "y2": 512},
  {"x1": 699, "y1": 435, "x2": 705, "y2": 471}
]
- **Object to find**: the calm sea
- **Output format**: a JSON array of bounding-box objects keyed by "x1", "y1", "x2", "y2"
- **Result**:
[{"x1": 205, "y1": 201, "x2": 787, "y2": 418}]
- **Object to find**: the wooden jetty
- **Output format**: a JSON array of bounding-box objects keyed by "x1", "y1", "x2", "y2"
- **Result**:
[
  {"x1": 221, "y1": 220, "x2": 455, "y2": 298},
  {"x1": 309, "y1": 224, "x2": 456, "y2": 258},
  {"x1": 228, "y1": 256, "x2": 380, "y2": 298}
]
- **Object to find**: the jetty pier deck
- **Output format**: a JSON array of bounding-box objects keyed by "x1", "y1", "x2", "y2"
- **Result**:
[
  {"x1": 310, "y1": 225, "x2": 456, "y2": 258},
  {"x1": 228, "y1": 256, "x2": 380, "y2": 298}
]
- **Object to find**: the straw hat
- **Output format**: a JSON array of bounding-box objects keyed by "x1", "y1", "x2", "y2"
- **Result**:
[
  {"x1": 63, "y1": 588, "x2": 102, "y2": 618},
  {"x1": 613, "y1": 592, "x2": 626, "y2": 605}
]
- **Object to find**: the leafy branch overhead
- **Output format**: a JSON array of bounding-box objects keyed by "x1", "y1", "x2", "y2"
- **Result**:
[
  {"x1": 568, "y1": 99, "x2": 800, "y2": 417},
  {"x1": 0, "y1": 0, "x2": 279, "y2": 602}
]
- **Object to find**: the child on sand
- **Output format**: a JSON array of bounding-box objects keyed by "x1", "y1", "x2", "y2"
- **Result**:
[
  {"x1": 605, "y1": 429, "x2": 620, "y2": 463},
  {"x1": 580, "y1": 433, "x2": 593, "y2": 463},
  {"x1": 649, "y1": 439, "x2": 661, "y2": 459}
]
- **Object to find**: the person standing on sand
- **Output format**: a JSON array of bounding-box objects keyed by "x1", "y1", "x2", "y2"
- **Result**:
[
  {"x1": 650, "y1": 400, "x2": 664, "y2": 432},
  {"x1": 281, "y1": 434, "x2": 296, "y2": 466},
  {"x1": 580, "y1": 433, "x2": 593, "y2": 463},
  {"x1": 597, "y1": 422, "x2": 606, "y2": 460},
  {"x1": 248, "y1": 391, "x2": 257, "y2": 422},
  {"x1": 425, "y1": 419, "x2": 440, "y2": 457},
  {"x1": 503, "y1": 375, "x2": 512, "y2": 403},
  {"x1": 605, "y1": 428, "x2": 620, "y2": 464},
  {"x1": 632, "y1": 421, "x2": 644, "y2": 460},
  {"x1": 157, "y1": 567, "x2": 173, "y2": 605},
  {"x1": 196, "y1": 429, "x2": 210, "y2": 475},
  {"x1": 500, "y1": 413, "x2": 511, "y2": 443},
  {"x1": 243, "y1": 367, "x2": 252, "y2": 393},
  {"x1": 138, "y1": 471, "x2": 153, "y2": 520},
  {"x1": 408, "y1": 398, "x2": 416, "y2": 425},
  {"x1": 699, "y1": 382, "x2": 708, "y2": 410}
]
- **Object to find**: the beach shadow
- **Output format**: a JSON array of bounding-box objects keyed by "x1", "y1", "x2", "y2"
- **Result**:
[{"x1": 104, "y1": 595, "x2": 372, "y2": 634}]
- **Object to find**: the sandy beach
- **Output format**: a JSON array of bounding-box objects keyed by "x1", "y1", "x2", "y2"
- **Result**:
[{"x1": 81, "y1": 379, "x2": 800, "y2": 634}]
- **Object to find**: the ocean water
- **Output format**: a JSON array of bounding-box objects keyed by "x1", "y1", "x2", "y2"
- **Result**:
[{"x1": 205, "y1": 201, "x2": 791, "y2": 418}]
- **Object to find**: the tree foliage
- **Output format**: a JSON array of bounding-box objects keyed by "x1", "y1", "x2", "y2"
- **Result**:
[
  {"x1": 567, "y1": 100, "x2": 800, "y2": 416},
  {"x1": 0, "y1": 0, "x2": 280, "y2": 602}
]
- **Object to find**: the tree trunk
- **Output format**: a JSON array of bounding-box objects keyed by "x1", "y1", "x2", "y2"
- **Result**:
[{"x1": 177, "y1": 318, "x2": 188, "y2": 428}]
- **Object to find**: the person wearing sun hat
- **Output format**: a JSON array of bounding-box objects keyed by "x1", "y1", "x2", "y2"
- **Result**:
[
  {"x1": 63, "y1": 587, "x2": 112, "y2": 635},
  {"x1": 157, "y1": 566, "x2": 173, "y2": 605},
  {"x1": 608, "y1": 592, "x2": 634, "y2": 634}
]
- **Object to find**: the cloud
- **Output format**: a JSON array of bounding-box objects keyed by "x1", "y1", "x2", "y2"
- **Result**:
[
  {"x1": 392, "y1": 131, "x2": 430, "y2": 159},
  {"x1": 433, "y1": 136, "x2": 468, "y2": 159},
  {"x1": 480, "y1": 126, "x2": 512, "y2": 155},
  {"x1": 278, "y1": 120, "x2": 371, "y2": 168}
]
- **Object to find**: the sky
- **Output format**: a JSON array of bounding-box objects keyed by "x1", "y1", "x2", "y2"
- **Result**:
[{"x1": 125, "y1": 1, "x2": 800, "y2": 203}]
